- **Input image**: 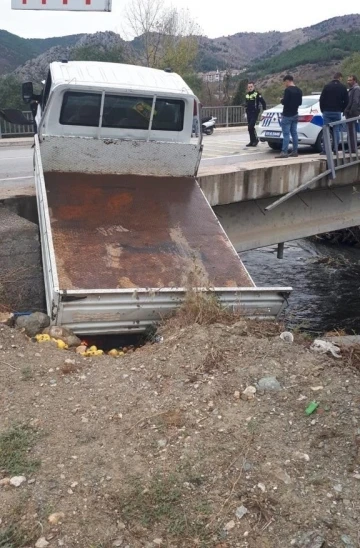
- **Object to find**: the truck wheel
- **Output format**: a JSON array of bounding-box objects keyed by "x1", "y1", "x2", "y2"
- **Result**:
[{"x1": 268, "y1": 142, "x2": 282, "y2": 151}]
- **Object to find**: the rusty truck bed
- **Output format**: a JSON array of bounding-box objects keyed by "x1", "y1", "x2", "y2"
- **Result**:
[{"x1": 45, "y1": 172, "x2": 253, "y2": 291}]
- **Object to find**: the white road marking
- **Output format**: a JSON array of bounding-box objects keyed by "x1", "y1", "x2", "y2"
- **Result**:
[{"x1": 0, "y1": 176, "x2": 34, "y2": 182}]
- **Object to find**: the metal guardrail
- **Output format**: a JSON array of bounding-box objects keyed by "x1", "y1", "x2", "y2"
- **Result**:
[
  {"x1": 0, "y1": 106, "x2": 247, "y2": 136},
  {"x1": 323, "y1": 115, "x2": 360, "y2": 179},
  {"x1": 265, "y1": 116, "x2": 360, "y2": 212},
  {"x1": 0, "y1": 111, "x2": 34, "y2": 138},
  {"x1": 202, "y1": 105, "x2": 246, "y2": 127}
]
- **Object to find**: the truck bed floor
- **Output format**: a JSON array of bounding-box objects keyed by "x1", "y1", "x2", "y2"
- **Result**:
[{"x1": 45, "y1": 172, "x2": 253, "y2": 290}]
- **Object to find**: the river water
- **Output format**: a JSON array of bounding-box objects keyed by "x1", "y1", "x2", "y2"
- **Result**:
[{"x1": 241, "y1": 240, "x2": 360, "y2": 334}]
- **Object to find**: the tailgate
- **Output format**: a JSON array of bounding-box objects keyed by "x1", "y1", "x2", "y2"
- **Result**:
[{"x1": 45, "y1": 172, "x2": 254, "y2": 291}]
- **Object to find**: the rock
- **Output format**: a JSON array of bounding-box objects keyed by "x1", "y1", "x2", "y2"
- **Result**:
[
  {"x1": 16, "y1": 312, "x2": 50, "y2": 338},
  {"x1": 76, "y1": 345, "x2": 87, "y2": 354},
  {"x1": 257, "y1": 482, "x2": 266, "y2": 492},
  {"x1": 293, "y1": 452, "x2": 310, "y2": 462},
  {"x1": 9, "y1": 476, "x2": 26, "y2": 487},
  {"x1": 280, "y1": 331, "x2": 294, "y2": 343},
  {"x1": 257, "y1": 377, "x2": 282, "y2": 392},
  {"x1": 224, "y1": 520, "x2": 235, "y2": 531},
  {"x1": 273, "y1": 468, "x2": 292, "y2": 485},
  {"x1": 63, "y1": 335, "x2": 82, "y2": 348},
  {"x1": 64, "y1": 358, "x2": 76, "y2": 366},
  {"x1": 333, "y1": 484, "x2": 343, "y2": 493},
  {"x1": 310, "y1": 339, "x2": 341, "y2": 358},
  {"x1": 0, "y1": 312, "x2": 14, "y2": 326},
  {"x1": 297, "y1": 532, "x2": 326, "y2": 548},
  {"x1": 0, "y1": 477, "x2": 10, "y2": 486},
  {"x1": 234, "y1": 391, "x2": 240, "y2": 400},
  {"x1": 43, "y1": 326, "x2": 81, "y2": 347},
  {"x1": 241, "y1": 386, "x2": 257, "y2": 400},
  {"x1": 112, "y1": 540, "x2": 123, "y2": 547},
  {"x1": 153, "y1": 540, "x2": 163, "y2": 546},
  {"x1": 48, "y1": 512, "x2": 65, "y2": 525},
  {"x1": 157, "y1": 439, "x2": 167, "y2": 448},
  {"x1": 235, "y1": 505, "x2": 248, "y2": 519},
  {"x1": 341, "y1": 534, "x2": 355, "y2": 547},
  {"x1": 35, "y1": 538, "x2": 49, "y2": 548}
]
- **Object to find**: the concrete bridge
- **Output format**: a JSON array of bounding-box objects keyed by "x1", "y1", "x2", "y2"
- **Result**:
[{"x1": 198, "y1": 157, "x2": 360, "y2": 252}]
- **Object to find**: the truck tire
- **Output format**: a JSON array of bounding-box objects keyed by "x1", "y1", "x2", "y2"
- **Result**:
[{"x1": 268, "y1": 142, "x2": 282, "y2": 151}]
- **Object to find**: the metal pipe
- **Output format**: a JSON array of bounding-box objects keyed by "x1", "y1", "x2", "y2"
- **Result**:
[
  {"x1": 97, "y1": 91, "x2": 105, "y2": 139},
  {"x1": 277, "y1": 242, "x2": 284, "y2": 259}
]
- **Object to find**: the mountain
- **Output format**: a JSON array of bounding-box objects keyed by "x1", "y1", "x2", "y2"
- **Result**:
[
  {"x1": 2, "y1": 13, "x2": 360, "y2": 88},
  {"x1": 0, "y1": 29, "x2": 84, "y2": 75}
]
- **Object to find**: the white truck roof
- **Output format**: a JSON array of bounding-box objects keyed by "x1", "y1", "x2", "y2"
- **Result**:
[{"x1": 50, "y1": 61, "x2": 194, "y2": 96}]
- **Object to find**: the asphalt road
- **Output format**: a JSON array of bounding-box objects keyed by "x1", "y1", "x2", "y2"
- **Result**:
[
  {"x1": 0, "y1": 144, "x2": 34, "y2": 199},
  {"x1": 0, "y1": 128, "x2": 317, "y2": 198}
]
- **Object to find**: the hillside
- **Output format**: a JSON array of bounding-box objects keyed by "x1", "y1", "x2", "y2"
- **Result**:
[
  {"x1": 2, "y1": 14, "x2": 360, "y2": 79},
  {"x1": 249, "y1": 30, "x2": 360, "y2": 77},
  {"x1": 0, "y1": 30, "x2": 83, "y2": 75}
]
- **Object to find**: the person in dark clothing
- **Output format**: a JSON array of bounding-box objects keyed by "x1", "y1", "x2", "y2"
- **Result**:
[
  {"x1": 276, "y1": 75, "x2": 303, "y2": 159},
  {"x1": 344, "y1": 74, "x2": 360, "y2": 153},
  {"x1": 319, "y1": 72, "x2": 348, "y2": 154},
  {"x1": 245, "y1": 82, "x2": 266, "y2": 147}
]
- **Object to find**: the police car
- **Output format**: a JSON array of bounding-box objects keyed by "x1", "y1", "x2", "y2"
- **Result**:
[{"x1": 259, "y1": 93, "x2": 324, "y2": 152}]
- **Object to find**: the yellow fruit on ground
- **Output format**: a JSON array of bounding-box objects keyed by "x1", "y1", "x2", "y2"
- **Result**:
[
  {"x1": 118, "y1": 351, "x2": 125, "y2": 356},
  {"x1": 56, "y1": 340, "x2": 68, "y2": 350},
  {"x1": 108, "y1": 349, "x2": 118, "y2": 357},
  {"x1": 95, "y1": 350, "x2": 104, "y2": 356},
  {"x1": 89, "y1": 345, "x2": 97, "y2": 352}
]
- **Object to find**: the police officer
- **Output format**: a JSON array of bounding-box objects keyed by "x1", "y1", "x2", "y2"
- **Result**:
[{"x1": 245, "y1": 82, "x2": 266, "y2": 147}]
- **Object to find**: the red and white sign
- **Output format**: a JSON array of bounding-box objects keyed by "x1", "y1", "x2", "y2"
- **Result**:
[{"x1": 12, "y1": 0, "x2": 112, "y2": 10}]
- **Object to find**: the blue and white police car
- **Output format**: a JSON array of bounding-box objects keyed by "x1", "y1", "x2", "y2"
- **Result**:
[{"x1": 259, "y1": 93, "x2": 324, "y2": 152}]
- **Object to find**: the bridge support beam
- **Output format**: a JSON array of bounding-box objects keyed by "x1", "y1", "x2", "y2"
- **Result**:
[{"x1": 214, "y1": 183, "x2": 360, "y2": 252}]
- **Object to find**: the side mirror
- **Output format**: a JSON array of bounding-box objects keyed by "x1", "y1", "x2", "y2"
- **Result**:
[{"x1": 22, "y1": 81, "x2": 34, "y2": 104}]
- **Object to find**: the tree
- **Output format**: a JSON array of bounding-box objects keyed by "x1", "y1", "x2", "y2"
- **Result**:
[
  {"x1": 341, "y1": 52, "x2": 360, "y2": 80},
  {"x1": 125, "y1": 0, "x2": 200, "y2": 76},
  {"x1": 71, "y1": 44, "x2": 125, "y2": 64},
  {"x1": 0, "y1": 74, "x2": 23, "y2": 110},
  {"x1": 232, "y1": 79, "x2": 248, "y2": 106}
]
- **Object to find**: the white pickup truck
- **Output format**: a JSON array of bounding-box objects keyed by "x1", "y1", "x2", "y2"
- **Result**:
[{"x1": 3, "y1": 61, "x2": 291, "y2": 334}]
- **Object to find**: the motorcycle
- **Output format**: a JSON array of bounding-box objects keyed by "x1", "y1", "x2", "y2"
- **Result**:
[{"x1": 201, "y1": 116, "x2": 217, "y2": 135}]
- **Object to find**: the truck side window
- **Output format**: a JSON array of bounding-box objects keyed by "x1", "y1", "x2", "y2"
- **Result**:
[
  {"x1": 60, "y1": 92, "x2": 101, "y2": 126},
  {"x1": 103, "y1": 95, "x2": 184, "y2": 131}
]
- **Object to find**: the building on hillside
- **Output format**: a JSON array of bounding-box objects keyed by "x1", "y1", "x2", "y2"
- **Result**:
[{"x1": 199, "y1": 69, "x2": 246, "y2": 82}]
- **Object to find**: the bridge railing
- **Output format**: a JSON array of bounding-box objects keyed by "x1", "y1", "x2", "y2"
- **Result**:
[
  {"x1": 323, "y1": 115, "x2": 360, "y2": 179},
  {"x1": 201, "y1": 106, "x2": 246, "y2": 127},
  {"x1": 0, "y1": 111, "x2": 34, "y2": 138}
]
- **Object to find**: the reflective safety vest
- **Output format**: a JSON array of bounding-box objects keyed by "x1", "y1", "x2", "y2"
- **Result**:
[{"x1": 245, "y1": 91, "x2": 266, "y2": 112}]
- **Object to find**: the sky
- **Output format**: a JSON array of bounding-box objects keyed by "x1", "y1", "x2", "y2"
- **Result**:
[{"x1": 1, "y1": 0, "x2": 360, "y2": 39}]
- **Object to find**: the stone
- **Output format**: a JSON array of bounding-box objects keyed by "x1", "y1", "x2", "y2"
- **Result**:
[
  {"x1": 35, "y1": 538, "x2": 49, "y2": 548},
  {"x1": 257, "y1": 482, "x2": 266, "y2": 492},
  {"x1": 43, "y1": 326, "x2": 81, "y2": 347},
  {"x1": 153, "y1": 540, "x2": 163, "y2": 546},
  {"x1": 224, "y1": 520, "x2": 235, "y2": 531},
  {"x1": 235, "y1": 505, "x2": 248, "y2": 519},
  {"x1": 297, "y1": 532, "x2": 326, "y2": 548},
  {"x1": 333, "y1": 484, "x2": 343, "y2": 493},
  {"x1": 48, "y1": 512, "x2": 65, "y2": 525},
  {"x1": 16, "y1": 312, "x2": 50, "y2": 338},
  {"x1": 158, "y1": 439, "x2": 167, "y2": 448},
  {"x1": 112, "y1": 540, "x2": 123, "y2": 547},
  {"x1": 241, "y1": 386, "x2": 257, "y2": 400},
  {"x1": 293, "y1": 452, "x2": 310, "y2": 462},
  {"x1": 0, "y1": 477, "x2": 10, "y2": 486},
  {"x1": 76, "y1": 345, "x2": 87, "y2": 354},
  {"x1": 273, "y1": 468, "x2": 292, "y2": 485},
  {"x1": 257, "y1": 377, "x2": 282, "y2": 392},
  {"x1": 9, "y1": 476, "x2": 26, "y2": 487},
  {"x1": 341, "y1": 534, "x2": 355, "y2": 547},
  {"x1": 280, "y1": 331, "x2": 294, "y2": 343}
]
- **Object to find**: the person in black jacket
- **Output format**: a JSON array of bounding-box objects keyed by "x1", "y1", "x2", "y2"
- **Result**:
[
  {"x1": 276, "y1": 75, "x2": 302, "y2": 158},
  {"x1": 319, "y1": 72, "x2": 348, "y2": 154},
  {"x1": 245, "y1": 82, "x2": 266, "y2": 147}
]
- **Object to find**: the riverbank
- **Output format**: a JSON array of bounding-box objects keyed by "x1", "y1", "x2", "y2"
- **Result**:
[{"x1": 1, "y1": 313, "x2": 360, "y2": 547}]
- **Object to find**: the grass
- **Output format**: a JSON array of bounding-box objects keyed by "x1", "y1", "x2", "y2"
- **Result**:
[
  {"x1": 20, "y1": 366, "x2": 34, "y2": 382},
  {"x1": 0, "y1": 523, "x2": 38, "y2": 548},
  {"x1": 0, "y1": 424, "x2": 40, "y2": 476},
  {"x1": 113, "y1": 472, "x2": 212, "y2": 544}
]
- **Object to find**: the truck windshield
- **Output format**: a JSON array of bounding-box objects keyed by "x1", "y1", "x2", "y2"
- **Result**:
[{"x1": 60, "y1": 91, "x2": 185, "y2": 132}]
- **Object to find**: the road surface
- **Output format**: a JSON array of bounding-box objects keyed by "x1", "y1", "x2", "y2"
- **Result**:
[{"x1": 0, "y1": 129, "x2": 317, "y2": 198}]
